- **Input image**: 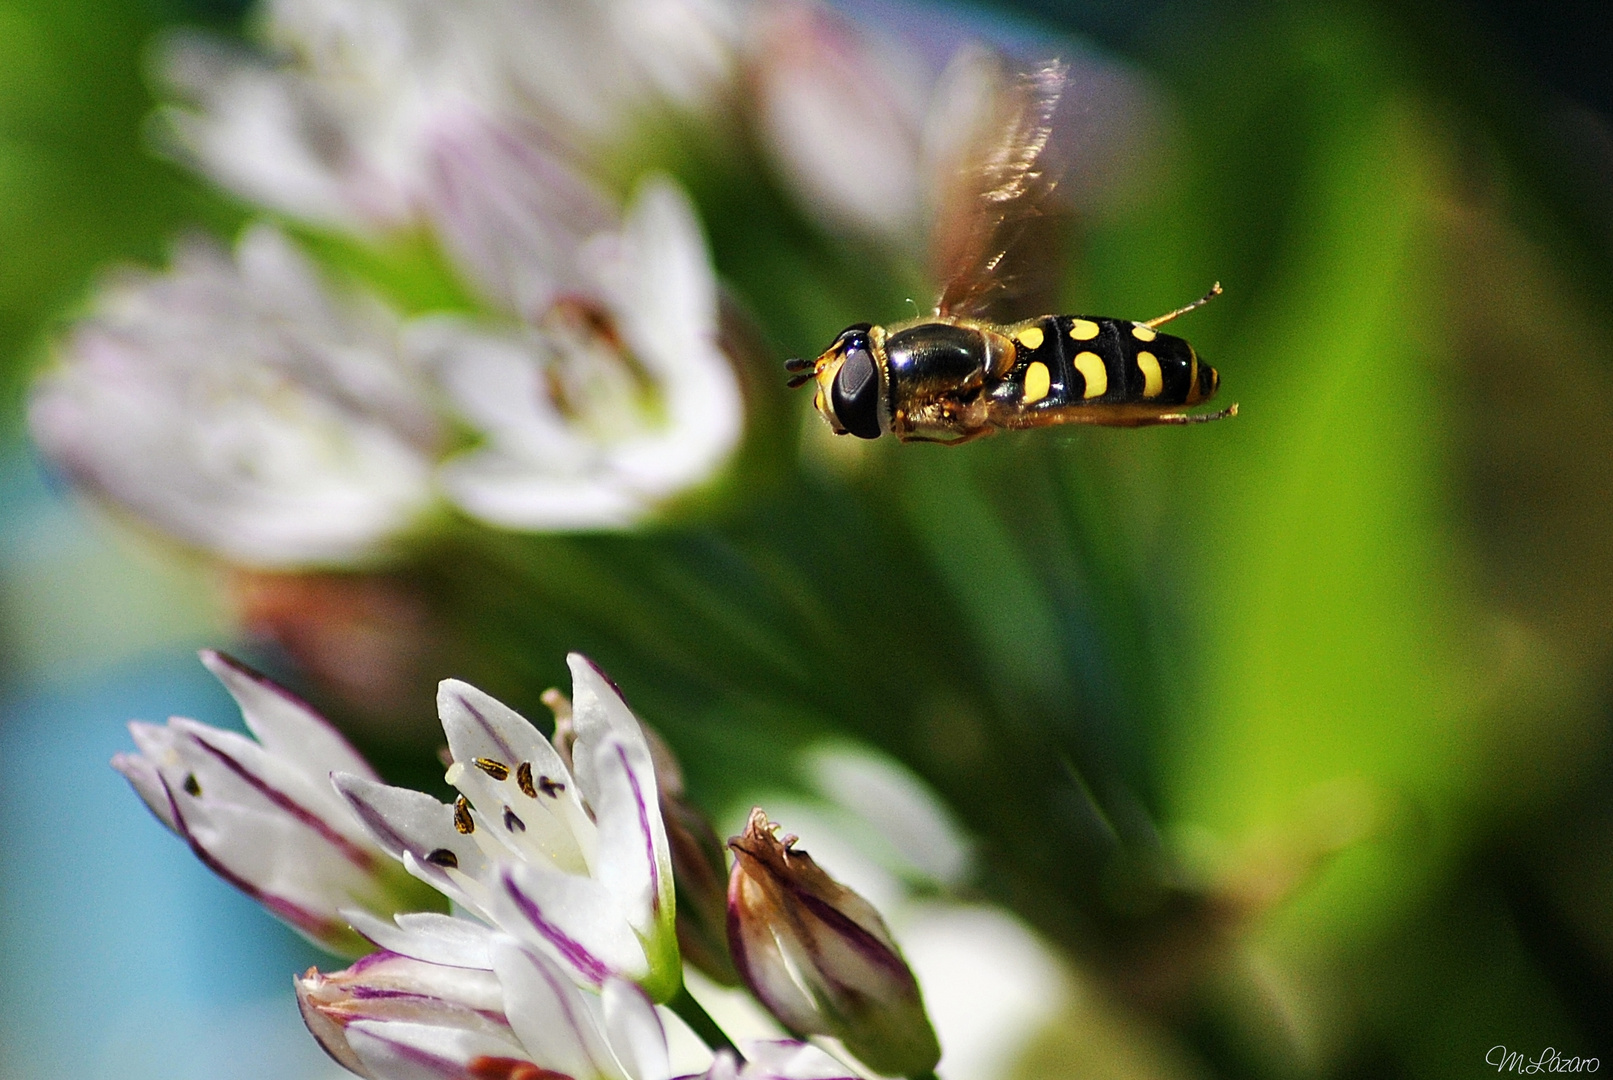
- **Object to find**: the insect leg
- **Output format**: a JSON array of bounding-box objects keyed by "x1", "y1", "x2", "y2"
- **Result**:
[
  {"x1": 899, "y1": 428, "x2": 995, "y2": 446},
  {"x1": 1143, "y1": 282, "x2": 1223, "y2": 329},
  {"x1": 1152, "y1": 402, "x2": 1239, "y2": 425}
]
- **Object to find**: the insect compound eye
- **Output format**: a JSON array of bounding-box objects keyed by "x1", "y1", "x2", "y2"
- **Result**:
[{"x1": 830, "y1": 340, "x2": 883, "y2": 439}]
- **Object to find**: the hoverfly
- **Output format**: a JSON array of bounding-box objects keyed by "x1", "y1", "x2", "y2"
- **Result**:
[{"x1": 786, "y1": 58, "x2": 1236, "y2": 444}]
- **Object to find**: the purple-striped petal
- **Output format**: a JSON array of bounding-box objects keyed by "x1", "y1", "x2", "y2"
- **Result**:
[
  {"x1": 333, "y1": 773, "x2": 494, "y2": 916},
  {"x1": 113, "y1": 738, "x2": 178, "y2": 830},
  {"x1": 345, "y1": 1020, "x2": 531, "y2": 1080},
  {"x1": 438, "y1": 679, "x2": 594, "y2": 876},
  {"x1": 490, "y1": 937, "x2": 619, "y2": 1080},
  {"x1": 676, "y1": 1044, "x2": 861, "y2": 1080},
  {"x1": 343, "y1": 909, "x2": 498, "y2": 971},
  {"x1": 565, "y1": 655, "x2": 651, "y2": 803},
  {"x1": 737, "y1": 1042, "x2": 861, "y2": 1080},
  {"x1": 492, "y1": 862, "x2": 647, "y2": 988},
  {"x1": 163, "y1": 774, "x2": 359, "y2": 951},
  {"x1": 201, "y1": 649, "x2": 380, "y2": 782},
  {"x1": 169, "y1": 718, "x2": 378, "y2": 870},
  {"x1": 588, "y1": 738, "x2": 667, "y2": 927}
]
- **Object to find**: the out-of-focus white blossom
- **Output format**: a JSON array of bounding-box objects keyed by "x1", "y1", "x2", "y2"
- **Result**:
[
  {"x1": 30, "y1": 225, "x2": 441, "y2": 568},
  {"x1": 421, "y1": 175, "x2": 743, "y2": 531},
  {"x1": 419, "y1": 108, "x2": 618, "y2": 320},
  {"x1": 746, "y1": 0, "x2": 1160, "y2": 247},
  {"x1": 747, "y1": 1, "x2": 933, "y2": 242},
  {"x1": 155, "y1": 0, "x2": 744, "y2": 235}
]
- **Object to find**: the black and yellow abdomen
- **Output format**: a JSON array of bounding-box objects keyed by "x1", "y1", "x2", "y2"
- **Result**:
[{"x1": 987, "y1": 315, "x2": 1217, "y2": 424}]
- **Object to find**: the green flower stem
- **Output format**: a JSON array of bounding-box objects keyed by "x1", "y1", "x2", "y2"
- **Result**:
[
  {"x1": 669, "y1": 984, "x2": 740, "y2": 1058},
  {"x1": 909, "y1": 1071, "x2": 940, "y2": 1080}
]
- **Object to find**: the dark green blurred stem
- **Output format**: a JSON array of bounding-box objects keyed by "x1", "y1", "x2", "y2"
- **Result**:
[
  {"x1": 909, "y1": 1072, "x2": 940, "y2": 1080},
  {"x1": 669, "y1": 985, "x2": 739, "y2": 1058}
]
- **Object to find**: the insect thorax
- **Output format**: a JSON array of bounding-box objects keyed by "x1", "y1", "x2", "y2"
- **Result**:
[{"x1": 882, "y1": 322, "x2": 1000, "y2": 439}]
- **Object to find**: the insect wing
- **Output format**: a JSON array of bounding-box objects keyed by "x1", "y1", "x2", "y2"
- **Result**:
[{"x1": 930, "y1": 55, "x2": 1073, "y2": 324}]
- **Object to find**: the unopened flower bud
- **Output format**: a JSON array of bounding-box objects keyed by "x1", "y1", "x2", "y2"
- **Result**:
[{"x1": 728, "y1": 808, "x2": 940, "y2": 1076}]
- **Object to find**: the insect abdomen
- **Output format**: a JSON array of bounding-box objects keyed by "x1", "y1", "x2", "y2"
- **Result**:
[{"x1": 992, "y1": 315, "x2": 1216, "y2": 412}]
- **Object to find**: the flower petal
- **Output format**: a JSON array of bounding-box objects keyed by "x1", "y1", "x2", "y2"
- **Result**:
[
  {"x1": 345, "y1": 1020, "x2": 530, "y2": 1080},
  {"x1": 167, "y1": 717, "x2": 378, "y2": 867},
  {"x1": 586, "y1": 736, "x2": 673, "y2": 938},
  {"x1": 163, "y1": 775, "x2": 359, "y2": 950},
  {"x1": 490, "y1": 937, "x2": 620, "y2": 1080},
  {"x1": 601, "y1": 978, "x2": 671, "y2": 1080},
  {"x1": 200, "y1": 648, "x2": 380, "y2": 782},
  {"x1": 343, "y1": 909, "x2": 498, "y2": 970},
  {"x1": 566, "y1": 655, "x2": 649, "y2": 773},
  {"x1": 333, "y1": 773, "x2": 493, "y2": 915},
  {"x1": 113, "y1": 737, "x2": 179, "y2": 831},
  {"x1": 438, "y1": 679, "x2": 595, "y2": 875},
  {"x1": 420, "y1": 109, "x2": 615, "y2": 318},
  {"x1": 579, "y1": 177, "x2": 741, "y2": 498},
  {"x1": 29, "y1": 226, "x2": 437, "y2": 568},
  {"x1": 492, "y1": 862, "x2": 648, "y2": 987},
  {"x1": 737, "y1": 1041, "x2": 861, "y2": 1080}
]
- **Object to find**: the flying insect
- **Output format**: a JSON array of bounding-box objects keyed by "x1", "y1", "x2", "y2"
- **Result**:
[{"x1": 786, "y1": 58, "x2": 1236, "y2": 444}]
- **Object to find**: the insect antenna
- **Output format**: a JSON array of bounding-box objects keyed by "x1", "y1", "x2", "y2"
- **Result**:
[
  {"x1": 1143, "y1": 282, "x2": 1223, "y2": 329},
  {"x1": 784, "y1": 356, "x2": 818, "y2": 389}
]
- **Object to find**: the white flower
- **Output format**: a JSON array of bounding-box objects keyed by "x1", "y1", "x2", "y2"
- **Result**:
[
  {"x1": 299, "y1": 941, "x2": 673, "y2": 1080},
  {"x1": 155, "y1": 0, "x2": 488, "y2": 232},
  {"x1": 155, "y1": 0, "x2": 743, "y2": 235},
  {"x1": 298, "y1": 941, "x2": 859, "y2": 1080},
  {"x1": 112, "y1": 651, "x2": 442, "y2": 955},
  {"x1": 333, "y1": 654, "x2": 681, "y2": 1001},
  {"x1": 29, "y1": 224, "x2": 440, "y2": 568},
  {"x1": 419, "y1": 174, "x2": 744, "y2": 530}
]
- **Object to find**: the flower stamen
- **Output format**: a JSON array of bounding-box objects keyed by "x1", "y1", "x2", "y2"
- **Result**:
[{"x1": 475, "y1": 757, "x2": 511, "y2": 781}]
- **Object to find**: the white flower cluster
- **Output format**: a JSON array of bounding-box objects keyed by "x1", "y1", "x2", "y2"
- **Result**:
[
  {"x1": 32, "y1": 0, "x2": 750, "y2": 567},
  {"x1": 118, "y1": 651, "x2": 862, "y2": 1079}
]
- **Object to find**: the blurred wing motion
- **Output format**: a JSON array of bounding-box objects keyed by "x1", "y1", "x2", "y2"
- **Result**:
[{"x1": 930, "y1": 56, "x2": 1074, "y2": 324}]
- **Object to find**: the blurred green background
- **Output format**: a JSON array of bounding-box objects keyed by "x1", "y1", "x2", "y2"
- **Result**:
[{"x1": 2, "y1": 1, "x2": 1611, "y2": 1078}]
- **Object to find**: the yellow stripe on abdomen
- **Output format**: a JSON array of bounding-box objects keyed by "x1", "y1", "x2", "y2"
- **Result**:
[
  {"x1": 1137, "y1": 350, "x2": 1163, "y2": 398},
  {"x1": 1072, "y1": 351, "x2": 1107, "y2": 398},
  {"x1": 1023, "y1": 361, "x2": 1051, "y2": 403}
]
